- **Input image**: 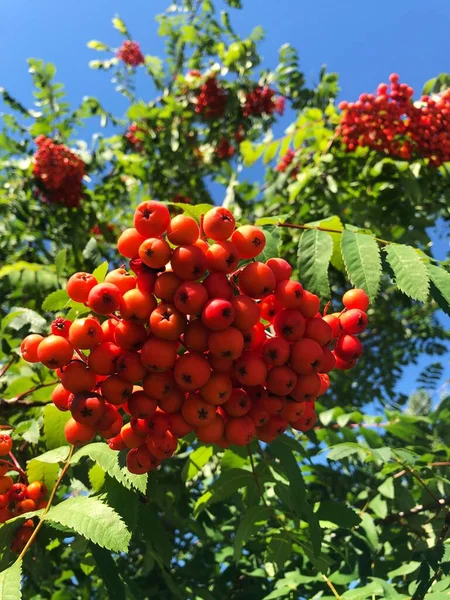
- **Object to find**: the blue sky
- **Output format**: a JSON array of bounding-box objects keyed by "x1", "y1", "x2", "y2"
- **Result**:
[{"x1": 0, "y1": 0, "x2": 448, "y2": 401}]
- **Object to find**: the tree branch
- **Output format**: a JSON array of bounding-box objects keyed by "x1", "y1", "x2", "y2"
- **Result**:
[
  {"x1": 16, "y1": 444, "x2": 75, "y2": 563},
  {"x1": 378, "y1": 498, "x2": 450, "y2": 524}
]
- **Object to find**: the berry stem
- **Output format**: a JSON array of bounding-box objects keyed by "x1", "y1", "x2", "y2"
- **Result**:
[
  {"x1": 199, "y1": 214, "x2": 206, "y2": 241},
  {"x1": 107, "y1": 313, "x2": 121, "y2": 322},
  {"x1": 74, "y1": 348, "x2": 88, "y2": 363},
  {"x1": 7, "y1": 453, "x2": 27, "y2": 481},
  {"x1": 16, "y1": 444, "x2": 75, "y2": 563}
]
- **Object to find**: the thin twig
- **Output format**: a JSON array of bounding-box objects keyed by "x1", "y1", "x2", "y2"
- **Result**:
[
  {"x1": 8, "y1": 452, "x2": 27, "y2": 481},
  {"x1": 322, "y1": 573, "x2": 342, "y2": 600},
  {"x1": 395, "y1": 460, "x2": 441, "y2": 504},
  {"x1": 16, "y1": 445, "x2": 75, "y2": 562},
  {"x1": 0, "y1": 356, "x2": 19, "y2": 378},
  {"x1": 277, "y1": 222, "x2": 391, "y2": 246},
  {"x1": 247, "y1": 444, "x2": 268, "y2": 507},
  {"x1": 2, "y1": 381, "x2": 56, "y2": 405}
]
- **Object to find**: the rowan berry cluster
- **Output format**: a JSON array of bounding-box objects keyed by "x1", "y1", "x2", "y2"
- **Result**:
[
  {"x1": 243, "y1": 86, "x2": 284, "y2": 117},
  {"x1": 20, "y1": 203, "x2": 368, "y2": 475},
  {"x1": 275, "y1": 149, "x2": 298, "y2": 177},
  {"x1": 116, "y1": 40, "x2": 145, "y2": 67},
  {"x1": 195, "y1": 76, "x2": 228, "y2": 118},
  {"x1": 125, "y1": 122, "x2": 145, "y2": 150},
  {"x1": 0, "y1": 434, "x2": 47, "y2": 552},
  {"x1": 338, "y1": 74, "x2": 450, "y2": 166},
  {"x1": 33, "y1": 136, "x2": 85, "y2": 207}
]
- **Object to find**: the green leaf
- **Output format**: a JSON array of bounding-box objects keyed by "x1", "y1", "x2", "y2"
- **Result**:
[
  {"x1": 0, "y1": 560, "x2": 22, "y2": 599},
  {"x1": 267, "y1": 535, "x2": 292, "y2": 570},
  {"x1": 341, "y1": 230, "x2": 381, "y2": 302},
  {"x1": 22, "y1": 419, "x2": 41, "y2": 444},
  {"x1": 182, "y1": 445, "x2": 214, "y2": 481},
  {"x1": 377, "y1": 477, "x2": 395, "y2": 499},
  {"x1": 258, "y1": 226, "x2": 281, "y2": 262},
  {"x1": 297, "y1": 229, "x2": 333, "y2": 299},
  {"x1": 42, "y1": 289, "x2": 70, "y2": 312},
  {"x1": 105, "y1": 475, "x2": 139, "y2": 532},
  {"x1": 34, "y1": 446, "x2": 70, "y2": 463},
  {"x1": 0, "y1": 261, "x2": 52, "y2": 279},
  {"x1": 45, "y1": 496, "x2": 130, "y2": 552},
  {"x1": 27, "y1": 458, "x2": 59, "y2": 491},
  {"x1": 388, "y1": 561, "x2": 420, "y2": 578},
  {"x1": 43, "y1": 405, "x2": 70, "y2": 450},
  {"x1": 221, "y1": 449, "x2": 248, "y2": 470},
  {"x1": 90, "y1": 544, "x2": 125, "y2": 600},
  {"x1": 72, "y1": 443, "x2": 147, "y2": 493},
  {"x1": 263, "y1": 140, "x2": 280, "y2": 164},
  {"x1": 89, "y1": 464, "x2": 105, "y2": 492},
  {"x1": 310, "y1": 215, "x2": 344, "y2": 271},
  {"x1": 262, "y1": 586, "x2": 293, "y2": 599},
  {"x1": 315, "y1": 501, "x2": 361, "y2": 528},
  {"x1": 359, "y1": 512, "x2": 379, "y2": 550},
  {"x1": 234, "y1": 505, "x2": 271, "y2": 561},
  {"x1": 54, "y1": 249, "x2": 67, "y2": 278},
  {"x1": 327, "y1": 443, "x2": 362, "y2": 461},
  {"x1": 427, "y1": 264, "x2": 450, "y2": 316},
  {"x1": 194, "y1": 469, "x2": 253, "y2": 516},
  {"x1": 385, "y1": 244, "x2": 429, "y2": 302},
  {"x1": 92, "y1": 261, "x2": 109, "y2": 284}
]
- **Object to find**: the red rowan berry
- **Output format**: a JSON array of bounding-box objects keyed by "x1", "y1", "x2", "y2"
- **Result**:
[
  {"x1": 69, "y1": 317, "x2": 103, "y2": 350},
  {"x1": 266, "y1": 257, "x2": 292, "y2": 281},
  {"x1": 342, "y1": 289, "x2": 370, "y2": 312},
  {"x1": 202, "y1": 298, "x2": 235, "y2": 331},
  {"x1": 339, "y1": 309, "x2": 368, "y2": 334},
  {"x1": 174, "y1": 352, "x2": 211, "y2": 391},
  {"x1": 20, "y1": 334, "x2": 44, "y2": 363},
  {"x1": 134, "y1": 200, "x2": 170, "y2": 238},
  {"x1": 87, "y1": 283, "x2": 122, "y2": 315},
  {"x1": 203, "y1": 207, "x2": 235, "y2": 241},
  {"x1": 290, "y1": 338, "x2": 324, "y2": 375},
  {"x1": 202, "y1": 272, "x2": 233, "y2": 301},
  {"x1": 64, "y1": 418, "x2": 96, "y2": 445},
  {"x1": 37, "y1": 335, "x2": 73, "y2": 369},
  {"x1": 167, "y1": 214, "x2": 199, "y2": 246},
  {"x1": 273, "y1": 308, "x2": 305, "y2": 342},
  {"x1": 51, "y1": 317, "x2": 72, "y2": 338},
  {"x1": 174, "y1": 281, "x2": 208, "y2": 315},
  {"x1": 141, "y1": 338, "x2": 179, "y2": 372},
  {"x1": 67, "y1": 272, "x2": 97, "y2": 303},
  {"x1": 60, "y1": 360, "x2": 96, "y2": 393},
  {"x1": 231, "y1": 225, "x2": 266, "y2": 259},
  {"x1": 105, "y1": 268, "x2": 136, "y2": 295},
  {"x1": 225, "y1": 416, "x2": 256, "y2": 446},
  {"x1": 117, "y1": 228, "x2": 147, "y2": 258},
  {"x1": 171, "y1": 245, "x2": 207, "y2": 281},
  {"x1": 205, "y1": 241, "x2": 239, "y2": 274},
  {"x1": 261, "y1": 336, "x2": 290, "y2": 366}
]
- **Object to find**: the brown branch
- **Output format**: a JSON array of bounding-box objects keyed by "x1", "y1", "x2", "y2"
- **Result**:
[
  {"x1": 0, "y1": 356, "x2": 19, "y2": 378},
  {"x1": 16, "y1": 444, "x2": 75, "y2": 563},
  {"x1": 378, "y1": 498, "x2": 450, "y2": 525},
  {"x1": 1, "y1": 381, "x2": 56, "y2": 405}
]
